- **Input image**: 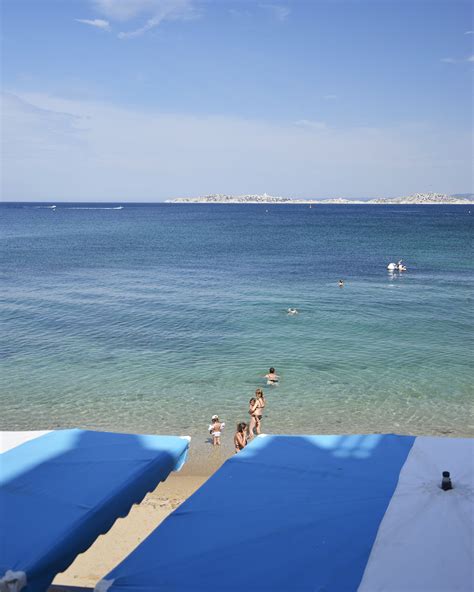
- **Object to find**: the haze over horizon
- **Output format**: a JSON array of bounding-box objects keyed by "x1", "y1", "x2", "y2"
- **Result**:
[{"x1": 1, "y1": 0, "x2": 472, "y2": 202}]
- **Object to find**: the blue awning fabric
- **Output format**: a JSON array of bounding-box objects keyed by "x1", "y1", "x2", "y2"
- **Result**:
[
  {"x1": 96, "y1": 434, "x2": 473, "y2": 592},
  {"x1": 0, "y1": 429, "x2": 189, "y2": 592}
]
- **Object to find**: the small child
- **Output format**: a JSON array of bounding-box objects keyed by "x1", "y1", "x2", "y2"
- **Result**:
[{"x1": 208, "y1": 415, "x2": 225, "y2": 446}]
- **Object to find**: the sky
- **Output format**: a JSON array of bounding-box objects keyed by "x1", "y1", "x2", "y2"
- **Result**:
[{"x1": 1, "y1": 0, "x2": 473, "y2": 201}]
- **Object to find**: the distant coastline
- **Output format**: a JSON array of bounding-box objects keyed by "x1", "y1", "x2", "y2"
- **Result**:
[{"x1": 168, "y1": 192, "x2": 474, "y2": 205}]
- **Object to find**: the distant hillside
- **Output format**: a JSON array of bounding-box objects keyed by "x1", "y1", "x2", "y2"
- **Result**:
[
  {"x1": 169, "y1": 192, "x2": 473, "y2": 205},
  {"x1": 451, "y1": 193, "x2": 474, "y2": 200},
  {"x1": 368, "y1": 193, "x2": 473, "y2": 205}
]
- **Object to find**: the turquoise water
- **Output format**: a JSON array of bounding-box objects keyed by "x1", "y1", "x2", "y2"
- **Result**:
[{"x1": 1, "y1": 204, "x2": 472, "y2": 443}]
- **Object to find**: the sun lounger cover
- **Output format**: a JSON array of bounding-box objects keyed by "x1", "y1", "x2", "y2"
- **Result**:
[
  {"x1": 0, "y1": 429, "x2": 189, "y2": 592},
  {"x1": 97, "y1": 434, "x2": 473, "y2": 592}
]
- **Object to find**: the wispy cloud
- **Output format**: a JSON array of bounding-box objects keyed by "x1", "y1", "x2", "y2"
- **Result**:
[
  {"x1": 294, "y1": 119, "x2": 327, "y2": 130},
  {"x1": 441, "y1": 56, "x2": 474, "y2": 63},
  {"x1": 1, "y1": 92, "x2": 84, "y2": 159},
  {"x1": 465, "y1": 30, "x2": 474, "y2": 35},
  {"x1": 93, "y1": 0, "x2": 145, "y2": 21},
  {"x1": 76, "y1": 18, "x2": 111, "y2": 31},
  {"x1": 323, "y1": 94, "x2": 337, "y2": 100},
  {"x1": 91, "y1": 0, "x2": 197, "y2": 39},
  {"x1": 261, "y1": 4, "x2": 290, "y2": 22},
  {"x1": 228, "y1": 7, "x2": 251, "y2": 18}
]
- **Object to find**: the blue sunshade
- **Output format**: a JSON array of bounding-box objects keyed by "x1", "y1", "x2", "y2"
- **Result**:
[
  {"x1": 99, "y1": 434, "x2": 416, "y2": 592},
  {"x1": 0, "y1": 429, "x2": 189, "y2": 592}
]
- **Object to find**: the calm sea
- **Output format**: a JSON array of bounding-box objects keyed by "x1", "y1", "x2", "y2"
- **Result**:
[{"x1": 1, "y1": 203, "x2": 472, "y2": 447}]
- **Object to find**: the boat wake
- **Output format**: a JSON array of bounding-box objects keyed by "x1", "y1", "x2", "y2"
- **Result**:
[
  {"x1": 27, "y1": 206, "x2": 124, "y2": 210},
  {"x1": 68, "y1": 206, "x2": 124, "y2": 210}
]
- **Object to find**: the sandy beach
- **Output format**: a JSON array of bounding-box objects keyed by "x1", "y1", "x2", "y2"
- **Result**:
[{"x1": 51, "y1": 447, "x2": 231, "y2": 588}]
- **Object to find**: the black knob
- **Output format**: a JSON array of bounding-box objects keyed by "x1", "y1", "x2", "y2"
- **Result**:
[{"x1": 441, "y1": 471, "x2": 453, "y2": 491}]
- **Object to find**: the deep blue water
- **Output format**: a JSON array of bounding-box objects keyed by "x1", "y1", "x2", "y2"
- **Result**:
[{"x1": 1, "y1": 203, "x2": 472, "y2": 444}]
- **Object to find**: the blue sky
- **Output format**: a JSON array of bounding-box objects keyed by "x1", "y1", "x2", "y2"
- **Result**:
[{"x1": 1, "y1": 0, "x2": 473, "y2": 201}]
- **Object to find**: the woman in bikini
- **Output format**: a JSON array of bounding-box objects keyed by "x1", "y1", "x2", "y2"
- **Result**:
[
  {"x1": 234, "y1": 422, "x2": 247, "y2": 453},
  {"x1": 248, "y1": 397, "x2": 259, "y2": 440},
  {"x1": 255, "y1": 388, "x2": 266, "y2": 435}
]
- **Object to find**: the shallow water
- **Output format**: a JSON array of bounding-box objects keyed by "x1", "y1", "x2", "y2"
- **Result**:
[{"x1": 1, "y1": 203, "x2": 472, "y2": 448}]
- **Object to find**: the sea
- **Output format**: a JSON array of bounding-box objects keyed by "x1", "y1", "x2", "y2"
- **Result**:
[{"x1": 1, "y1": 203, "x2": 472, "y2": 452}]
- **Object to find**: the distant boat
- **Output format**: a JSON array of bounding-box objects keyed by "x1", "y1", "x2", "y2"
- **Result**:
[{"x1": 387, "y1": 261, "x2": 407, "y2": 272}]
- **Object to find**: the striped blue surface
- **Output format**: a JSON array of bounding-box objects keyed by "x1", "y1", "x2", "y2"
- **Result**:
[
  {"x1": 0, "y1": 429, "x2": 189, "y2": 592},
  {"x1": 101, "y1": 434, "x2": 415, "y2": 592}
]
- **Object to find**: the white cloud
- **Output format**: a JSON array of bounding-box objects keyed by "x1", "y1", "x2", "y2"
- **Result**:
[
  {"x1": 93, "y1": 0, "x2": 154, "y2": 21},
  {"x1": 441, "y1": 56, "x2": 474, "y2": 64},
  {"x1": 294, "y1": 119, "x2": 327, "y2": 130},
  {"x1": 1, "y1": 93, "x2": 84, "y2": 160},
  {"x1": 91, "y1": 0, "x2": 196, "y2": 38},
  {"x1": 76, "y1": 18, "x2": 111, "y2": 30},
  {"x1": 1, "y1": 91, "x2": 471, "y2": 201},
  {"x1": 228, "y1": 8, "x2": 251, "y2": 18},
  {"x1": 261, "y1": 4, "x2": 290, "y2": 22},
  {"x1": 323, "y1": 94, "x2": 337, "y2": 100},
  {"x1": 465, "y1": 30, "x2": 474, "y2": 35}
]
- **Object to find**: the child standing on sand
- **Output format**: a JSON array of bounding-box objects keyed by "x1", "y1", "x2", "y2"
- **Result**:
[{"x1": 208, "y1": 415, "x2": 225, "y2": 446}]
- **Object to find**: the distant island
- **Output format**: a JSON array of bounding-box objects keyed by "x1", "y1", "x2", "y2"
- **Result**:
[{"x1": 168, "y1": 192, "x2": 473, "y2": 205}]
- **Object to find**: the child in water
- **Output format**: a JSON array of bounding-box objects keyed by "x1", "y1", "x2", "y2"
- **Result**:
[{"x1": 208, "y1": 415, "x2": 225, "y2": 446}]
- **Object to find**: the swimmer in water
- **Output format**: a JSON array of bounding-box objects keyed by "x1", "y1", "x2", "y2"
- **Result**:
[
  {"x1": 265, "y1": 367, "x2": 279, "y2": 385},
  {"x1": 338, "y1": 279, "x2": 344, "y2": 288},
  {"x1": 287, "y1": 308, "x2": 298, "y2": 315},
  {"x1": 397, "y1": 260, "x2": 407, "y2": 272}
]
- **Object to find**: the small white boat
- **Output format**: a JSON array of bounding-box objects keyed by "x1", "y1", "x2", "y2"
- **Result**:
[{"x1": 387, "y1": 261, "x2": 407, "y2": 272}]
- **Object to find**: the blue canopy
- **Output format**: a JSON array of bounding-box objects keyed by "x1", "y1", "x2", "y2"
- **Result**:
[
  {"x1": 0, "y1": 429, "x2": 189, "y2": 592},
  {"x1": 97, "y1": 434, "x2": 473, "y2": 592}
]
